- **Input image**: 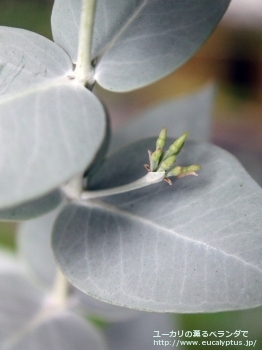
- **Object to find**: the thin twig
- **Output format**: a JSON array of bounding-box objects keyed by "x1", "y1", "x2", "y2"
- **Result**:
[
  {"x1": 81, "y1": 172, "x2": 165, "y2": 200},
  {"x1": 74, "y1": 0, "x2": 97, "y2": 85}
]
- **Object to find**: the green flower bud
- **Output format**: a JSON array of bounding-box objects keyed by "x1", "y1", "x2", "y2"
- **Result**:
[
  {"x1": 181, "y1": 164, "x2": 201, "y2": 174},
  {"x1": 176, "y1": 164, "x2": 201, "y2": 178},
  {"x1": 157, "y1": 155, "x2": 176, "y2": 172},
  {"x1": 151, "y1": 148, "x2": 162, "y2": 162},
  {"x1": 168, "y1": 132, "x2": 188, "y2": 156},
  {"x1": 166, "y1": 166, "x2": 183, "y2": 177},
  {"x1": 166, "y1": 164, "x2": 200, "y2": 178},
  {"x1": 150, "y1": 148, "x2": 163, "y2": 171},
  {"x1": 156, "y1": 127, "x2": 167, "y2": 150}
]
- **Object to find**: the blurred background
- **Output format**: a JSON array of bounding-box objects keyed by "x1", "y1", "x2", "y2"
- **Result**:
[{"x1": 0, "y1": 0, "x2": 261, "y2": 349}]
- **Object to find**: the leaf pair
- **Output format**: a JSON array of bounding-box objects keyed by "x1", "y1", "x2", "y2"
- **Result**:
[
  {"x1": 0, "y1": 0, "x2": 230, "y2": 210},
  {"x1": 4, "y1": 0, "x2": 259, "y2": 317},
  {"x1": 52, "y1": 0, "x2": 231, "y2": 91}
]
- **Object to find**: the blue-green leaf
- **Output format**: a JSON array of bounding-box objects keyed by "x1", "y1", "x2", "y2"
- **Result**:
[
  {"x1": 52, "y1": 138, "x2": 262, "y2": 313},
  {"x1": 17, "y1": 206, "x2": 142, "y2": 322},
  {"x1": 0, "y1": 190, "x2": 62, "y2": 221},
  {"x1": 17, "y1": 206, "x2": 63, "y2": 288},
  {"x1": 52, "y1": 0, "x2": 230, "y2": 91},
  {"x1": 0, "y1": 270, "x2": 44, "y2": 343},
  {"x1": 0, "y1": 27, "x2": 72, "y2": 98},
  {"x1": 0, "y1": 82, "x2": 107, "y2": 208},
  {"x1": 0, "y1": 253, "x2": 107, "y2": 350}
]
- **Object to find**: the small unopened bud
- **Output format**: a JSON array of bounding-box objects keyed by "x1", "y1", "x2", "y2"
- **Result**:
[
  {"x1": 166, "y1": 166, "x2": 183, "y2": 177},
  {"x1": 150, "y1": 148, "x2": 163, "y2": 171},
  {"x1": 157, "y1": 155, "x2": 176, "y2": 172},
  {"x1": 182, "y1": 165, "x2": 200, "y2": 173},
  {"x1": 168, "y1": 132, "x2": 188, "y2": 156},
  {"x1": 156, "y1": 127, "x2": 167, "y2": 150},
  {"x1": 177, "y1": 164, "x2": 201, "y2": 178},
  {"x1": 151, "y1": 148, "x2": 162, "y2": 162}
]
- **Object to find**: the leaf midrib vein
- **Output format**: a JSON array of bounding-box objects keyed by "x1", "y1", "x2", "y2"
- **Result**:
[{"x1": 80, "y1": 200, "x2": 262, "y2": 274}]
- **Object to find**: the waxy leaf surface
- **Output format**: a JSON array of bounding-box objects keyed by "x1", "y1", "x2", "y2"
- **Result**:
[
  {"x1": 109, "y1": 84, "x2": 215, "y2": 153},
  {"x1": 17, "y1": 206, "x2": 142, "y2": 322},
  {"x1": 0, "y1": 83, "x2": 106, "y2": 208},
  {"x1": 0, "y1": 27, "x2": 72, "y2": 98},
  {"x1": 52, "y1": 138, "x2": 262, "y2": 312},
  {"x1": 17, "y1": 206, "x2": 63, "y2": 288},
  {"x1": 52, "y1": 0, "x2": 230, "y2": 91},
  {"x1": 0, "y1": 254, "x2": 107, "y2": 350},
  {"x1": 0, "y1": 270, "x2": 44, "y2": 344},
  {"x1": 75, "y1": 291, "x2": 140, "y2": 322},
  {"x1": 0, "y1": 190, "x2": 62, "y2": 222}
]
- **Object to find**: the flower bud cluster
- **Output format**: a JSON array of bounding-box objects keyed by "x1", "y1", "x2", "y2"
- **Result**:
[{"x1": 145, "y1": 128, "x2": 200, "y2": 185}]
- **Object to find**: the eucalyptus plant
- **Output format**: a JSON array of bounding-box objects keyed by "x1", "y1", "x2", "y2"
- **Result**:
[{"x1": 1, "y1": 0, "x2": 262, "y2": 348}]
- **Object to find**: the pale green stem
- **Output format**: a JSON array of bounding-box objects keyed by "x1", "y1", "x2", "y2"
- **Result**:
[
  {"x1": 49, "y1": 268, "x2": 69, "y2": 307},
  {"x1": 74, "y1": 0, "x2": 97, "y2": 85},
  {"x1": 81, "y1": 171, "x2": 165, "y2": 200}
]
